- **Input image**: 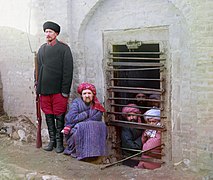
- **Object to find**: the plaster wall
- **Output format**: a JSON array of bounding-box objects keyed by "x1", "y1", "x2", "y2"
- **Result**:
[{"x1": 71, "y1": 0, "x2": 213, "y2": 171}]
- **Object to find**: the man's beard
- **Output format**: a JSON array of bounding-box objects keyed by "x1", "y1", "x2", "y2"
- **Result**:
[
  {"x1": 137, "y1": 101, "x2": 147, "y2": 106},
  {"x1": 130, "y1": 118, "x2": 137, "y2": 122}
]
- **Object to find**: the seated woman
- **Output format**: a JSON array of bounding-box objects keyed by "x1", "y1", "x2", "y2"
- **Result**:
[
  {"x1": 63, "y1": 82, "x2": 107, "y2": 160},
  {"x1": 135, "y1": 109, "x2": 161, "y2": 170}
]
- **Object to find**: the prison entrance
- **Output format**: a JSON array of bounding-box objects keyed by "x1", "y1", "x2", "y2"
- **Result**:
[{"x1": 105, "y1": 40, "x2": 168, "y2": 168}]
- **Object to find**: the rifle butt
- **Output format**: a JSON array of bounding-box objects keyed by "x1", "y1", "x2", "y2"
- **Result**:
[{"x1": 36, "y1": 118, "x2": 42, "y2": 148}]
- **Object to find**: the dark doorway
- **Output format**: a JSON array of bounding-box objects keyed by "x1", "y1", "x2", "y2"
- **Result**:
[
  {"x1": 110, "y1": 43, "x2": 161, "y2": 116},
  {"x1": 106, "y1": 42, "x2": 165, "y2": 167}
]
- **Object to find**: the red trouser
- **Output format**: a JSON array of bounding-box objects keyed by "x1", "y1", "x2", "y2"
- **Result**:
[{"x1": 40, "y1": 93, "x2": 68, "y2": 116}]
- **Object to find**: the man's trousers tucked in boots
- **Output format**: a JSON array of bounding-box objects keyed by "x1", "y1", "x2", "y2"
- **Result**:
[
  {"x1": 55, "y1": 114, "x2": 65, "y2": 153},
  {"x1": 43, "y1": 114, "x2": 56, "y2": 151}
]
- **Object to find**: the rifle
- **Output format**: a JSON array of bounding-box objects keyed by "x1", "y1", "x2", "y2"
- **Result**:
[
  {"x1": 25, "y1": 11, "x2": 42, "y2": 148},
  {"x1": 34, "y1": 52, "x2": 42, "y2": 148}
]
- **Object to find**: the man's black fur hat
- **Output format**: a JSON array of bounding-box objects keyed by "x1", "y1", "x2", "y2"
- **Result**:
[{"x1": 43, "y1": 21, "x2": 60, "y2": 34}]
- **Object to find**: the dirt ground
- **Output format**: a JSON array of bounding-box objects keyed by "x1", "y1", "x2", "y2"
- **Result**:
[{"x1": 0, "y1": 135, "x2": 208, "y2": 180}]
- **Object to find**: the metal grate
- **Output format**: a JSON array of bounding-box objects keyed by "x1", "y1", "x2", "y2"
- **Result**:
[{"x1": 105, "y1": 43, "x2": 167, "y2": 166}]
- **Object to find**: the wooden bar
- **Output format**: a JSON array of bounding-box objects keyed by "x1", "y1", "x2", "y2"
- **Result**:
[
  {"x1": 108, "y1": 89, "x2": 162, "y2": 95},
  {"x1": 109, "y1": 57, "x2": 165, "y2": 61},
  {"x1": 108, "y1": 120, "x2": 166, "y2": 131},
  {"x1": 108, "y1": 97, "x2": 163, "y2": 104},
  {"x1": 107, "y1": 111, "x2": 165, "y2": 119},
  {"x1": 120, "y1": 147, "x2": 164, "y2": 156},
  {"x1": 108, "y1": 97, "x2": 161, "y2": 102},
  {"x1": 110, "y1": 52, "x2": 162, "y2": 55},
  {"x1": 108, "y1": 86, "x2": 163, "y2": 92},
  {"x1": 110, "y1": 103, "x2": 163, "y2": 111},
  {"x1": 108, "y1": 62, "x2": 164, "y2": 67},
  {"x1": 106, "y1": 67, "x2": 162, "y2": 71},
  {"x1": 100, "y1": 144, "x2": 164, "y2": 170},
  {"x1": 109, "y1": 103, "x2": 161, "y2": 110},
  {"x1": 110, "y1": 77, "x2": 163, "y2": 81}
]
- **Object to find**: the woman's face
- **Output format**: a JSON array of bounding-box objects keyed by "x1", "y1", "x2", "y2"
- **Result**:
[
  {"x1": 147, "y1": 118, "x2": 159, "y2": 125},
  {"x1": 82, "y1": 89, "x2": 94, "y2": 103}
]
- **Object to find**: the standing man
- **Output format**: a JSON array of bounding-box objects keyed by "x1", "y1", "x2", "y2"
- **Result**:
[
  {"x1": 135, "y1": 92, "x2": 148, "y2": 123},
  {"x1": 36, "y1": 21, "x2": 73, "y2": 153}
]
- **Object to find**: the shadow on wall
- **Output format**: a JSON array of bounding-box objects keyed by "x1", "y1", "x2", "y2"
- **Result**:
[{"x1": 0, "y1": 72, "x2": 5, "y2": 116}]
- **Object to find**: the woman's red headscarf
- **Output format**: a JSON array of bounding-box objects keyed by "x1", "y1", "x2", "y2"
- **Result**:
[{"x1": 77, "y1": 82, "x2": 105, "y2": 112}]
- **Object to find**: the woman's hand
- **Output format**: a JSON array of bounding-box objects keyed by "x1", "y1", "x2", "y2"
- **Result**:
[
  {"x1": 142, "y1": 132, "x2": 148, "y2": 144},
  {"x1": 62, "y1": 126, "x2": 71, "y2": 135}
]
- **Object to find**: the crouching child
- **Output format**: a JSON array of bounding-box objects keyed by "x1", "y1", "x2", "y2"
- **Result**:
[{"x1": 135, "y1": 109, "x2": 161, "y2": 170}]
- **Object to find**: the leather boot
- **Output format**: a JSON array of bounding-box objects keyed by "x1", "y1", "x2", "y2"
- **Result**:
[
  {"x1": 55, "y1": 114, "x2": 65, "y2": 153},
  {"x1": 43, "y1": 114, "x2": 56, "y2": 151}
]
